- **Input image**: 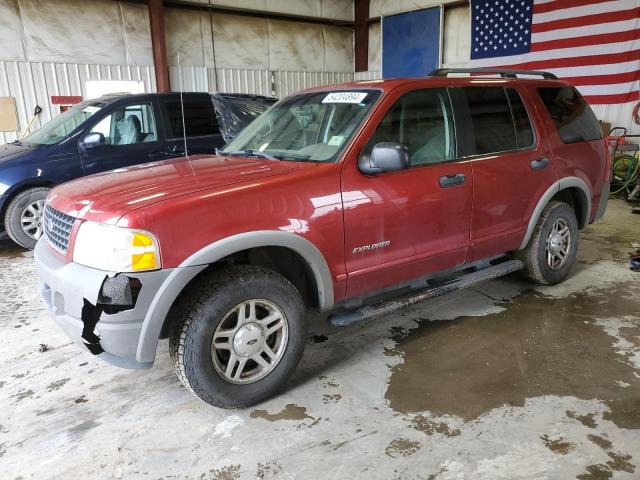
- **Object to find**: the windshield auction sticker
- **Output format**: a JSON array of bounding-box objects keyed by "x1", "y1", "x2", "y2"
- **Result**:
[{"x1": 322, "y1": 92, "x2": 368, "y2": 104}]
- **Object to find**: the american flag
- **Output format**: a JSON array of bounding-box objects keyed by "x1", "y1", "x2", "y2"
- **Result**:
[{"x1": 470, "y1": 0, "x2": 640, "y2": 104}]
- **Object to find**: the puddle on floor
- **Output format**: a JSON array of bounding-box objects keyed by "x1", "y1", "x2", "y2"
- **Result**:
[
  {"x1": 385, "y1": 283, "x2": 640, "y2": 428},
  {"x1": 250, "y1": 403, "x2": 315, "y2": 422}
]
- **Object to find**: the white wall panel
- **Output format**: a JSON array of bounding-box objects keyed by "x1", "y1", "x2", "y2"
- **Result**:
[
  {"x1": 211, "y1": 14, "x2": 270, "y2": 70},
  {"x1": 0, "y1": 0, "x2": 24, "y2": 61},
  {"x1": 368, "y1": 22, "x2": 382, "y2": 72},
  {"x1": 443, "y1": 4, "x2": 470, "y2": 67},
  {"x1": 16, "y1": 0, "x2": 153, "y2": 65},
  {"x1": 186, "y1": 0, "x2": 353, "y2": 20},
  {"x1": 164, "y1": 8, "x2": 353, "y2": 73}
]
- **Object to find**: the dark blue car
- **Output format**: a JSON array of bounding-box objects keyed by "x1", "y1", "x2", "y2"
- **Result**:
[{"x1": 0, "y1": 92, "x2": 276, "y2": 248}]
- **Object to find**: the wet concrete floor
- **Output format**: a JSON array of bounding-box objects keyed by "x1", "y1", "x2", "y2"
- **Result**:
[{"x1": 0, "y1": 199, "x2": 639, "y2": 479}]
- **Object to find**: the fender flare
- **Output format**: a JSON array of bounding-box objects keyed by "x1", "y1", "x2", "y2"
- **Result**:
[
  {"x1": 136, "y1": 230, "x2": 334, "y2": 363},
  {"x1": 518, "y1": 176, "x2": 591, "y2": 250}
]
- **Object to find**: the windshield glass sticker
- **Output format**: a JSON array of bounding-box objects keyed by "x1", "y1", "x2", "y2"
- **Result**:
[
  {"x1": 328, "y1": 135, "x2": 344, "y2": 146},
  {"x1": 322, "y1": 92, "x2": 368, "y2": 104}
]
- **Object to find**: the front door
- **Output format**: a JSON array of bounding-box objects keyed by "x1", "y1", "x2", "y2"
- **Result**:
[
  {"x1": 341, "y1": 87, "x2": 473, "y2": 299},
  {"x1": 81, "y1": 101, "x2": 164, "y2": 174},
  {"x1": 460, "y1": 86, "x2": 558, "y2": 262}
]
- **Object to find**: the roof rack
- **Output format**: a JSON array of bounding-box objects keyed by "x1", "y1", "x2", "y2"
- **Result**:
[{"x1": 429, "y1": 68, "x2": 558, "y2": 80}]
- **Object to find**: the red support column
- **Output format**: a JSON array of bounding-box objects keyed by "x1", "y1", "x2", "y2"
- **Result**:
[
  {"x1": 354, "y1": 0, "x2": 370, "y2": 73},
  {"x1": 149, "y1": 0, "x2": 170, "y2": 92}
]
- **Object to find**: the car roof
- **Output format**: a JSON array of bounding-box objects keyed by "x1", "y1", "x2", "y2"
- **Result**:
[
  {"x1": 93, "y1": 92, "x2": 277, "y2": 104},
  {"x1": 298, "y1": 76, "x2": 572, "y2": 95}
]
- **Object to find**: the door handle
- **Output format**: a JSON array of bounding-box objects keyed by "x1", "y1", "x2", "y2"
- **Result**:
[
  {"x1": 148, "y1": 151, "x2": 168, "y2": 160},
  {"x1": 439, "y1": 173, "x2": 466, "y2": 188},
  {"x1": 530, "y1": 158, "x2": 549, "y2": 170},
  {"x1": 169, "y1": 144, "x2": 186, "y2": 155}
]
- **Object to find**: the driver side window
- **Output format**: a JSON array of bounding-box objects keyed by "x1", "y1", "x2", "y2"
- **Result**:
[
  {"x1": 90, "y1": 103, "x2": 157, "y2": 145},
  {"x1": 366, "y1": 89, "x2": 456, "y2": 167}
]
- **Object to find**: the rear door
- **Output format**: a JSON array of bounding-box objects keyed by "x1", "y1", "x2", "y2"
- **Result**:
[
  {"x1": 459, "y1": 85, "x2": 558, "y2": 262},
  {"x1": 341, "y1": 87, "x2": 473, "y2": 298},
  {"x1": 160, "y1": 95, "x2": 225, "y2": 157}
]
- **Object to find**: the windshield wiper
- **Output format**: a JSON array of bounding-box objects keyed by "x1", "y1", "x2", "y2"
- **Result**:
[
  {"x1": 225, "y1": 149, "x2": 277, "y2": 161},
  {"x1": 271, "y1": 153, "x2": 311, "y2": 161},
  {"x1": 10, "y1": 139, "x2": 23, "y2": 146}
]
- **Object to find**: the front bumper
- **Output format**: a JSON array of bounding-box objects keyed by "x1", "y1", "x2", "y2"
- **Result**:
[{"x1": 34, "y1": 239, "x2": 172, "y2": 368}]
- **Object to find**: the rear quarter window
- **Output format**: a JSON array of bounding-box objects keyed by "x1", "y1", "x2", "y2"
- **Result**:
[{"x1": 537, "y1": 87, "x2": 601, "y2": 144}]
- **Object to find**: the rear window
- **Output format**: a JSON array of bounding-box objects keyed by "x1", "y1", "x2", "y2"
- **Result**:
[
  {"x1": 464, "y1": 87, "x2": 528, "y2": 155},
  {"x1": 537, "y1": 87, "x2": 601, "y2": 144},
  {"x1": 163, "y1": 100, "x2": 220, "y2": 138}
]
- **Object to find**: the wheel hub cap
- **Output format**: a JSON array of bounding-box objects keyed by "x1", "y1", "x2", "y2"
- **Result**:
[
  {"x1": 545, "y1": 218, "x2": 571, "y2": 271},
  {"x1": 233, "y1": 322, "x2": 265, "y2": 357},
  {"x1": 548, "y1": 233, "x2": 563, "y2": 255}
]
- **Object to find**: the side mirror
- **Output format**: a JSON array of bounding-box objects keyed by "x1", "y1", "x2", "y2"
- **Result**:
[
  {"x1": 358, "y1": 142, "x2": 410, "y2": 175},
  {"x1": 81, "y1": 132, "x2": 105, "y2": 149}
]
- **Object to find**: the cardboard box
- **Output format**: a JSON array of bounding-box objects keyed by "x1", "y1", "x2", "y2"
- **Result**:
[{"x1": 0, "y1": 97, "x2": 19, "y2": 132}]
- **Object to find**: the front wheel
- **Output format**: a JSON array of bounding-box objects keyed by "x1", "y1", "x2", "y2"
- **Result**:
[
  {"x1": 169, "y1": 265, "x2": 306, "y2": 408},
  {"x1": 4, "y1": 187, "x2": 50, "y2": 249},
  {"x1": 519, "y1": 201, "x2": 579, "y2": 285}
]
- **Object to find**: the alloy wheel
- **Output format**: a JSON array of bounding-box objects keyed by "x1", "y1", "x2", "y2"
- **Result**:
[
  {"x1": 545, "y1": 218, "x2": 571, "y2": 270},
  {"x1": 20, "y1": 200, "x2": 45, "y2": 240},
  {"x1": 211, "y1": 299, "x2": 289, "y2": 384}
]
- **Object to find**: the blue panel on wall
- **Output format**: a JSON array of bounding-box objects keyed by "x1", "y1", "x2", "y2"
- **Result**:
[{"x1": 382, "y1": 8, "x2": 441, "y2": 78}]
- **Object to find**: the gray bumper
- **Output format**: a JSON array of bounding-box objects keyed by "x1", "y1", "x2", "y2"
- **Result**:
[
  {"x1": 34, "y1": 239, "x2": 173, "y2": 368},
  {"x1": 592, "y1": 182, "x2": 610, "y2": 223}
]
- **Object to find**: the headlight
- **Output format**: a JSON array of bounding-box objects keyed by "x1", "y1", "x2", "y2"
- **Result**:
[{"x1": 73, "y1": 221, "x2": 160, "y2": 272}]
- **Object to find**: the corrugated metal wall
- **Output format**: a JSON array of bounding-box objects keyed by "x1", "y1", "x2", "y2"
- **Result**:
[
  {"x1": 354, "y1": 71, "x2": 381, "y2": 81},
  {"x1": 1, "y1": 62, "x2": 357, "y2": 144},
  {"x1": 592, "y1": 103, "x2": 639, "y2": 136},
  {"x1": 169, "y1": 67, "x2": 354, "y2": 98},
  {"x1": 0, "y1": 61, "x2": 156, "y2": 144}
]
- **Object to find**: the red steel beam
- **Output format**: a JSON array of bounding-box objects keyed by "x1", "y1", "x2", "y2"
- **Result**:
[
  {"x1": 148, "y1": 0, "x2": 170, "y2": 92},
  {"x1": 354, "y1": 0, "x2": 370, "y2": 72}
]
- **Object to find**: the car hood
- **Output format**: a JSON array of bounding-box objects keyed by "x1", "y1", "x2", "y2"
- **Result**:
[
  {"x1": 49, "y1": 154, "x2": 315, "y2": 222},
  {"x1": 0, "y1": 142, "x2": 37, "y2": 164}
]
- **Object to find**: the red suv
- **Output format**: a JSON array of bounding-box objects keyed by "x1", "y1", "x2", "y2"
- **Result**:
[{"x1": 35, "y1": 69, "x2": 609, "y2": 407}]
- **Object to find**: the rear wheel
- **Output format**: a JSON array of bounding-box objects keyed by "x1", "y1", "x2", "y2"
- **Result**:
[
  {"x1": 4, "y1": 187, "x2": 50, "y2": 249},
  {"x1": 169, "y1": 265, "x2": 306, "y2": 408},
  {"x1": 519, "y1": 201, "x2": 579, "y2": 285}
]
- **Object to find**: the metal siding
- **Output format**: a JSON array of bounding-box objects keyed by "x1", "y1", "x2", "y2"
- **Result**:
[
  {"x1": 170, "y1": 67, "x2": 355, "y2": 98},
  {"x1": 0, "y1": 61, "x2": 155, "y2": 144},
  {"x1": 591, "y1": 102, "x2": 639, "y2": 136},
  {"x1": 354, "y1": 71, "x2": 381, "y2": 81}
]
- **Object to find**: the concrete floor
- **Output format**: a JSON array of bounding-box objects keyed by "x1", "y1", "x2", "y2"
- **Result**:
[{"x1": 1, "y1": 199, "x2": 639, "y2": 480}]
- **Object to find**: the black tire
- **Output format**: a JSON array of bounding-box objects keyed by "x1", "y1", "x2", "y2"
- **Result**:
[
  {"x1": 4, "y1": 187, "x2": 50, "y2": 249},
  {"x1": 519, "y1": 201, "x2": 579, "y2": 285},
  {"x1": 169, "y1": 265, "x2": 306, "y2": 408}
]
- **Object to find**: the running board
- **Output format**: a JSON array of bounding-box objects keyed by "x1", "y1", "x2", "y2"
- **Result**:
[{"x1": 329, "y1": 259, "x2": 525, "y2": 327}]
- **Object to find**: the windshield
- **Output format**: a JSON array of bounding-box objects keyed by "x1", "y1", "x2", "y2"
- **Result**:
[
  {"x1": 222, "y1": 90, "x2": 381, "y2": 162},
  {"x1": 22, "y1": 101, "x2": 105, "y2": 146}
]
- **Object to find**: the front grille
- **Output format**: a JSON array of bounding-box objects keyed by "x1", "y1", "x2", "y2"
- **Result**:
[{"x1": 43, "y1": 205, "x2": 76, "y2": 254}]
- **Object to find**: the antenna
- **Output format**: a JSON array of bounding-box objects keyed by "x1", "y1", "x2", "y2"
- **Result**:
[{"x1": 177, "y1": 51, "x2": 188, "y2": 157}]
